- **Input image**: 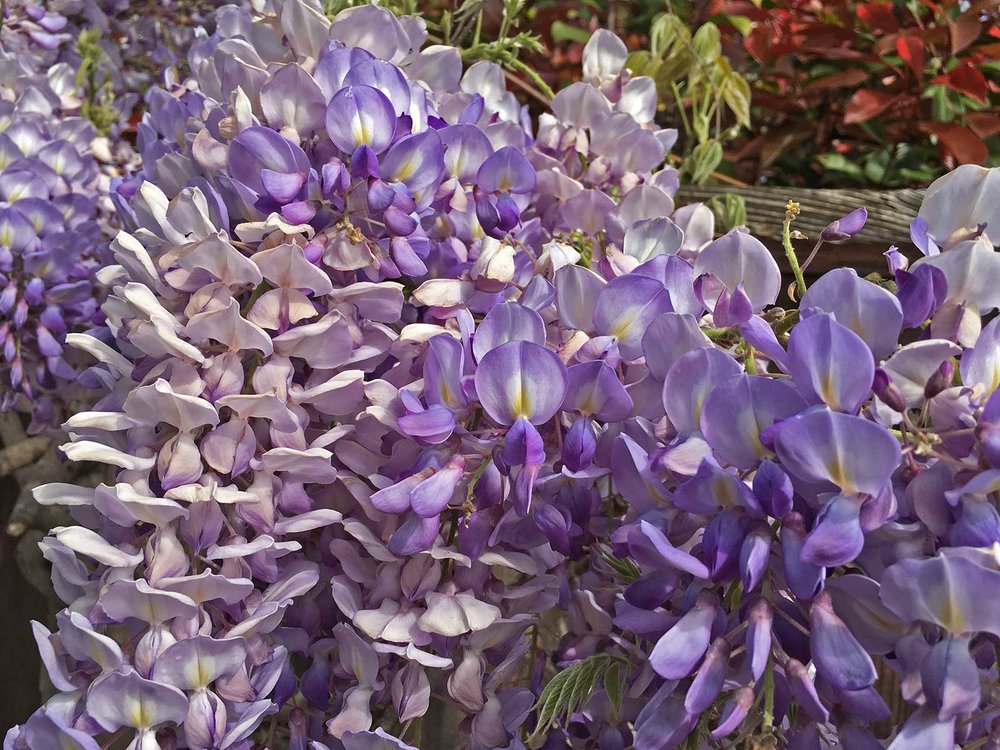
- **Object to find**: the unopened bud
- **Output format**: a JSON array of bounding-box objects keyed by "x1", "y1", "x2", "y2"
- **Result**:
[
  {"x1": 821, "y1": 207, "x2": 868, "y2": 243},
  {"x1": 873, "y1": 368, "x2": 907, "y2": 412},
  {"x1": 924, "y1": 359, "x2": 954, "y2": 399},
  {"x1": 471, "y1": 237, "x2": 516, "y2": 292}
]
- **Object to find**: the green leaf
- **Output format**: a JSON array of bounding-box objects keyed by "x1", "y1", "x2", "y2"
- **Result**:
[
  {"x1": 714, "y1": 58, "x2": 752, "y2": 127},
  {"x1": 531, "y1": 655, "x2": 631, "y2": 738},
  {"x1": 649, "y1": 12, "x2": 684, "y2": 59},
  {"x1": 691, "y1": 22, "x2": 722, "y2": 64},
  {"x1": 707, "y1": 193, "x2": 747, "y2": 232},
  {"x1": 625, "y1": 51, "x2": 657, "y2": 79},
  {"x1": 604, "y1": 662, "x2": 625, "y2": 719},
  {"x1": 688, "y1": 140, "x2": 724, "y2": 185},
  {"x1": 647, "y1": 13, "x2": 693, "y2": 85},
  {"x1": 899, "y1": 166, "x2": 939, "y2": 183},
  {"x1": 550, "y1": 20, "x2": 593, "y2": 44},
  {"x1": 601, "y1": 550, "x2": 641, "y2": 582},
  {"x1": 725, "y1": 14, "x2": 754, "y2": 36},
  {"x1": 816, "y1": 152, "x2": 865, "y2": 180},
  {"x1": 863, "y1": 150, "x2": 891, "y2": 184}
]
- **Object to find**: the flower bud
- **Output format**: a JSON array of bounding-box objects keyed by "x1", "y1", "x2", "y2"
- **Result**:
[
  {"x1": 739, "y1": 521, "x2": 771, "y2": 592},
  {"x1": 924, "y1": 359, "x2": 954, "y2": 399},
  {"x1": 785, "y1": 657, "x2": 829, "y2": 722},
  {"x1": 884, "y1": 245, "x2": 908, "y2": 275},
  {"x1": 684, "y1": 637, "x2": 730, "y2": 714},
  {"x1": 134, "y1": 625, "x2": 176, "y2": 678},
  {"x1": 746, "y1": 598, "x2": 773, "y2": 681},
  {"x1": 563, "y1": 416, "x2": 597, "y2": 472},
  {"x1": 145, "y1": 526, "x2": 189, "y2": 584},
  {"x1": 752, "y1": 459, "x2": 794, "y2": 519},
  {"x1": 470, "y1": 237, "x2": 516, "y2": 293},
  {"x1": 821, "y1": 207, "x2": 867, "y2": 242},
  {"x1": 809, "y1": 590, "x2": 877, "y2": 691},
  {"x1": 157, "y1": 432, "x2": 203, "y2": 491},
  {"x1": 710, "y1": 687, "x2": 754, "y2": 739},
  {"x1": 780, "y1": 512, "x2": 825, "y2": 601},
  {"x1": 873, "y1": 368, "x2": 907, "y2": 413},
  {"x1": 392, "y1": 662, "x2": 430, "y2": 723}
]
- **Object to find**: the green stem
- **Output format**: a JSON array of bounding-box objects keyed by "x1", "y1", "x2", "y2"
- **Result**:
[
  {"x1": 800, "y1": 238, "x2": 825, "y2": 274},
  {"x1": 762, "y1": 661, "x2": 775, "y2": 729},
  {"x1": 703, "y1": 326, "x2": 735, "y2": 341},
  {"x1": 240, "y1": 281, "x2": 271, "y2": 316},
  {"x1": 782, "y1": 216, "x2": 808, "y2": 300},
  {"x1": 464, "y1": 454, "x2": 494, "y2": 504},
  {"x1": 472, "y1": 7, "x2": 484, "y2": 47},
  {"x1": 670, "y1": 81, "x2": 693, "y2": 145},
  {"x1": 505, "y1": 57, "x2": 555, "y2": 101},
  {"x1": 772, "y1": 309, "x2": 799, "y2": 336}
]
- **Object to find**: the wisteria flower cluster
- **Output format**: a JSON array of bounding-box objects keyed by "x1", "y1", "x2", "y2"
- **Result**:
[
  {"x1": 0, "y1": 6, "x2": 113, "y2": 432},
  {"x1": 6, "y1": 2, "x2": 1000, "y2": 750}
]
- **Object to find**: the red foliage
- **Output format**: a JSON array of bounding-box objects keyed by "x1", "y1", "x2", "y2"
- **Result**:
[{"x1": 709, "y1": 0, "x2": 1000, "y2": 185}]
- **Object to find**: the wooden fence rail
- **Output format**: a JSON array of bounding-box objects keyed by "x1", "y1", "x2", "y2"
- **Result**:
[{"x1": 677, "y1": 185, "x2": 927, "y2": 277}]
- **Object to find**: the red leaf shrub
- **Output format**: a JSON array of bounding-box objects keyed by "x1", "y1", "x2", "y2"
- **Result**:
[{"x1": 711, "y1": 0, "x2": 1000, "y2": 187}]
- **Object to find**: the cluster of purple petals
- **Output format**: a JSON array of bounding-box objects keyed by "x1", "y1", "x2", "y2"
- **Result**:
[
  {"x1": 0, "y1": 1, "x2": 77, "y2": 60},
  {"x1": 7, "y1": 2, "x2": 1000, "y2": 750},
  {"x1": 96, "y1": 0, "x2": 254, "y2": 99},
  {"x1": 0, "y1": 47, "x2": 110, "y2": 431},
  {"x1": 0, "y1": 0, "x2": 238, "y2": 134},
  {"x1": 0, "y1": 1, "x2": 131, "y2": 110}
]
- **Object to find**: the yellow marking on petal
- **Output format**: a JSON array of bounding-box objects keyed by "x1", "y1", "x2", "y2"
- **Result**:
[
  {"x1": 499, "y1": 176, "x2": 511, "y2": 192},
  {"x1": 440, "y1": 382, "x2": 458, "y2": 410},
  {"x1": 693, "y1": 395, "x2": 707, "y2": 426},
  {"x1": 938, "y1": 597, "x2": 965, "y2": 633},
  {"x1": 715, "y1": 475, "x2": 736, "y2": 507},
  {"x1": 611, "y1": 320, "x2": 631, "y2": 341},
  {"x1": 128, "y1": 699, "x2": 150, "y2": 730},
  {"x1": 194, "y1": 660, "x2": 212, "y2": 690},
  {"x1": 394, "y1": 158, "x2": 416, "y2": 182},
  {"x1": 353, "y1": 119, "x2": 371, "y2": 147},
  {"x1": 820, "y1": 375, "x2": 839, "y2": 409},
  {"x1": 512, "y1": 386, "x2": 531, "y2": 419},
  {"x1": 989, "y1": 365, "x2": 1000, "y2": 394},
  {"x1": 850, "y1": 314, "x2": 868, "y2": 344},
  {"x1": 827, "y1": 455, "x2": 854, "y2": 494},
  {"x1": 0, "y1": 228, "x2": 10, "y2": 247}
]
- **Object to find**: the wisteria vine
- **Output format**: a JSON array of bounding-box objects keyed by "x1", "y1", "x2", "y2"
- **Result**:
[{"x1": 4, "y1": 2, "x2": 1000, "y2": 750}]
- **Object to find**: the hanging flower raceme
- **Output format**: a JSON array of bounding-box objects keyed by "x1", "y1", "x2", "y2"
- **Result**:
[{"x1": 0, "y1": 63, "x2": 108, "y2": 431}]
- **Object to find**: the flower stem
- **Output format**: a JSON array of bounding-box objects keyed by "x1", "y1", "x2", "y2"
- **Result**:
[
  {"x1": 506, "y1": 57, "x2": 555, "y2": 101},
  {"x1": 762, "y1": 661, "x2": 775, "y2": 729},
  {"x1": 782, "y1": 201, "x2": 808, "y2": 300}
]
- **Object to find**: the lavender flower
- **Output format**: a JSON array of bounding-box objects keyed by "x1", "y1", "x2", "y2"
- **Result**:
[{"x1": 8, "y1": 4, "x2": 1000, "y2": 750}]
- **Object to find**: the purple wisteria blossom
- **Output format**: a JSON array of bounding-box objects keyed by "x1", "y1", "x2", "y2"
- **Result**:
[
  {"x1": 7, "y1": 2, "x2": 1000, "y2": 750},
  {"x1": 0, "y1": 17, "x2": 112, "y2": 430}
]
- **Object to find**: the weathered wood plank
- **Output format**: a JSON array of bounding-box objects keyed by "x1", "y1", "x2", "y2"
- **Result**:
[{"x1": 677, "y1": 185, "x2": 925, "y2": 245}]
